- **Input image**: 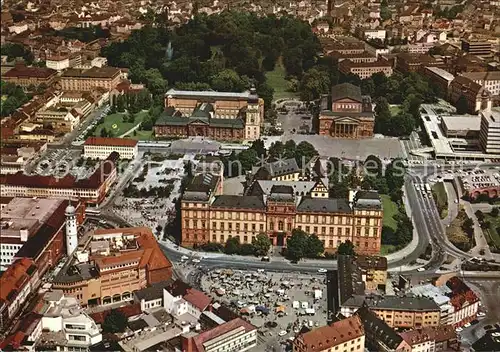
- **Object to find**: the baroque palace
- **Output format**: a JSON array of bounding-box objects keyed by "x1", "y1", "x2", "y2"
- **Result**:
[
  {"x1": 181, "y1": 157, "x2": 383, "y2": 255},
  {"x1": 154, "y1": 88, "x2": 263, "y2": 141}
]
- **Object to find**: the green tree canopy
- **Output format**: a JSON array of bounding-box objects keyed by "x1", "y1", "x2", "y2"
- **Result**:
[
  {"x1": 224, "y1": 237, "x2": 241, "y2": 255},
  {"x1": 252, "y1": 233, "x2": 272, "y2": 256},
  {"x1": 337, "y1": 240, "x2": 356, "y2": 255}
]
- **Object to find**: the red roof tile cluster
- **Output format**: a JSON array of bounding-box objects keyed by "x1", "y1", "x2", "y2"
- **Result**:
[
  {"x1": 0, "y1": 258, "x2": 37, "y2": 305},
  {"x1": 296, "y1": 315, "x2": 364, "y2": 352},
  {"x1": 84, "y1": 136, "x2": 138, "y2": 147},
  {"x1": 190, "y1": 318, "x2": 256, "y2": 352},
  {"x1": 446, "y1": 277, "x2": 479, "y2": 310},
  {"x1": 93, "y1": 227, "x2": 172, "y2": 279},
  {"x1": 90, "y1": 303, "x2": 142, "y2": 324},
  {"x1": 166, "y1": 279, "x2": 212, "y2": 312},
  {"x1": 400, "y1": 325, "x2": 456, "y2": 345}
]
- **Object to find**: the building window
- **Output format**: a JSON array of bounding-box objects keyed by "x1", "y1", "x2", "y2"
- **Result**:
[{"x1": 278, "y1": 221, "x2": 284, "y2": 231}]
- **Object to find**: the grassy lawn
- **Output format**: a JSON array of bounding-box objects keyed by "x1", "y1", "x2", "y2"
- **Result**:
[
  {"x1": 389, "y1": 105, "x2": 401, "y2": 116},
  {"x1": 432, "y1": 182, "x2": 448, "y2": 219},
  {"x1": 93, "y1": 111, "x2": 148, "y2": 138},
  {"x1": 381, "y1": 195, "x2": 398, "y2": 231},
  {"x1": 483, "y1": 214, "x2": 500, "y2": 249},
  {"x1": 265, "y1": 59, "x2": 298, "y2": 101}
]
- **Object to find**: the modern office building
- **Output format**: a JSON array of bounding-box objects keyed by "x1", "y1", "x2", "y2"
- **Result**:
[{"x1": 480, "y1": 110, "x2": 500, "y2": 154}]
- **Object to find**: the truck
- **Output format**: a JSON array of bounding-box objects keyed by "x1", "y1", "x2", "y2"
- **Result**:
[{"x1": 425, "y1": 183, "x2": 431, "y2": 193}]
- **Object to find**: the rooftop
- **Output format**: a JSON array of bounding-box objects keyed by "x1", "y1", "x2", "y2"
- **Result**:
[
  {"x1": 190, "y1": 318, "x2": 256, "y2": 352},
  {"x1": 297, "y1": 198, "x2": 351, "y2": 214},
  {"x1": 368, "y1": 296, "x2": 440, "y2": 312},
  {"x1": 355, "y1": 305, "x2": 403, "y2": 350},
  {"x1": 331, "y1": 83, "x2": 363, "y2": 103},
  {"x1": 297, "y1": 315, "x2": 364, "y2": 351},
  {"x1": 166, "y1": 88, "x2": 252, "y2": 100},
  {"x1": 211, "y1": 195, "x2": 265, "y2": 210},
  {"x1": 84, "y1": 136, "x2": 138, "y2": 147},
  {"x1": 441, "y1": 115, "x2": 481, "y2": 132},
  {"x1": 400, "y1": 325, "x2": 456, "y2": 346},
  {"x1": 61, "y1": 66, "x2": 121, "y2": 79}
]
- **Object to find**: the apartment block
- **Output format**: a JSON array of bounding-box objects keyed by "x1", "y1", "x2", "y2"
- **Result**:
[{"x1": 479, "y1": 110, "x2": 500, "y2": 154}]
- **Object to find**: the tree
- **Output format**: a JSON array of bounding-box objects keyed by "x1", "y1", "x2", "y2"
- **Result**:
[
  {"x1": 224, "y1": 237, "x2": 241, "y2": 255},
  {"x1": 252, "y1": 233, "x2": 272, "y2": 256},
  {"x1": 364, "y1": 155, "x2": 383, "y2": 178},
  {"x1": 100, "y1": 128, "x2": 109, "y2": 137},
  {"x1": 491, "y1": 207, "x2": 499, "y2": 217},
  {"x1": 337, "y1": 240, "x2": 356, "y2": 255},
  {"x1": 210, "y1": 69, "x2": 247, "y2": 92},
  {"x1": 455, "y1": 95, "x2": 469, "y2": 114},
  {"x1": 475, "y1": 210, "x2": 484, "y2": 222},
  {"x1": 299, "y1": 68, "x2": 330, "y2": 101},
  {"x1": 286, "y1": 229, "x2": 308, "y2": 261},
  {"x1": 295, "y1": 141, "x2": 318, "y2": 168},
  {"x1": 256, "y1": 82, "x2": 274, "y2": 109},
  {"x1": 102, "y1": 309, "x2": 128, "y2": 333},
  {"x1": 250, "y1": 139, "x2": 266, "y2": 158},
  {"x1": 305, "y1": 234, "x2": 324, "y2": 258},
  {"x1": 374, "y1": 97, "x2": 391, "y2": 135}
]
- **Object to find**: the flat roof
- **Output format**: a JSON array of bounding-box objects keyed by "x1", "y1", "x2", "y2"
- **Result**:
[{"x1": 441, "y1": 115, "x2": 480, "y2": 132}]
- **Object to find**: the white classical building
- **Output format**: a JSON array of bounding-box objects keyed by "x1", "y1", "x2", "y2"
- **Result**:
[
  {"x1": 83, "y1": 137, "x2": 138, "y2": 160},
  {"x1": 39, "y1": 290, "x2": 102, "y2": 350}
]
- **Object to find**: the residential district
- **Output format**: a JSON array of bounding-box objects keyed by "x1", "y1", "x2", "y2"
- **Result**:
[{"x1": 1, "y1": 0, "x2": 500, "y2": 351}]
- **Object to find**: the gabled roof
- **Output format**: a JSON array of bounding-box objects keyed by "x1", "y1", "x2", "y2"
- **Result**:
[
  {"x1": 166, "y1": 279, "x2": 212, "y2": 311},
  {"x1": 331, "y1": 83, "x2": 363, "y2": 102},
  {"x1": 355, "y1": 305, "x2": 404, "y2": 350}
]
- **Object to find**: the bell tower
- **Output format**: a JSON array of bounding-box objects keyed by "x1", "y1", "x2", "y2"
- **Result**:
[
  {"x1": 245, "y1": 86, "x2": 261, "y2": 141},
  {"x1": 65, "y1": 203, "x2": 78, "y2": 256}
]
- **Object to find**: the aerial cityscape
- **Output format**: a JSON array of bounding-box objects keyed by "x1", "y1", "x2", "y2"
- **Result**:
[{"x1": 1, "y1": 0, "x2": 500, "y2": 351}]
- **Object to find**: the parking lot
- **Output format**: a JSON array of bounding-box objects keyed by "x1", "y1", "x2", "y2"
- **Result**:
[{"x1": 200, "y1": 269, "x2": 328, "y2": 345}]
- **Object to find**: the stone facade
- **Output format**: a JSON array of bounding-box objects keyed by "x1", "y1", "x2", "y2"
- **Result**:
[
  {"x1": 319, "y1": 83, "x2": 375, "y2": 139},
  {"x1": 154, "y1": 88, "x2": 263, "y2": 141}
]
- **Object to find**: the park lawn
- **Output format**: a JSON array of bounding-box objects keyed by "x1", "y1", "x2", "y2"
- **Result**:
[
  {"x1": 93, "y1": 111, "x2": 148, "y2": 138},
  {"x1": 483, "y1": 214, "x2": 500, "y2": 249},
  {"x1": 432, "y1": 182, "x2": 448, "y2": 208},
  {"x1": 265, "y1": 60, "x2": 298, "y2": 100},
  {"x1": 126, "y1": 129, "x2": 154, "y2": 141},
  {"x1": 381, "y1": 195, "x2": 398, "y2": 231},
  {"x1": 389, "y1": 105, "x2": 401, "y2": 116}
]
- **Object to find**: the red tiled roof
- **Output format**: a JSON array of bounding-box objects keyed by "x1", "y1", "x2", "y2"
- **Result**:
[
  {"x1": 296, "y1": 316, "x2": 364, "y2": 352},
  {"x1": 3, "y1": 65, "x2": 56, "y2": 79},
  {"x1": 84, "y1": 136, "x2": 137, "y2": 147},
  {"x1": 191, "y1": 318, "x2": 256, "y2": 352},
  {"x1": 0, "y1": 258, "x2": 36, "y2": 303},
  {"x1": 400, "y1": 325, "x2": 456, "y2": 345},
  {"x1": 92, "y1": 227, "x2": 172, "y2": 275},
  {"x1": 166, "y1": 279, "x2": 211, "y2": 312},
  {"x1": 90, "y1": 303, "x2": 142, "y2": 324}
]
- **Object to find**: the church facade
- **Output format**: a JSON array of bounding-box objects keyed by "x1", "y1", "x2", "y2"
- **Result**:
[{"x1": 319, "y1": 83, "x2": 375, "y2": 139}]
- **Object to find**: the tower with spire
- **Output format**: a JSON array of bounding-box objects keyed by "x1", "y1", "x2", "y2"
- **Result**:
[{"x1": 65, "y1": 203, "x2": 78, "y2": 256}]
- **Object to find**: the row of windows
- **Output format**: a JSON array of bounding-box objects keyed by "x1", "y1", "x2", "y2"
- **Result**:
[{"x1": 1, "y1": 244, "x2": 21, "y2": 250}]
